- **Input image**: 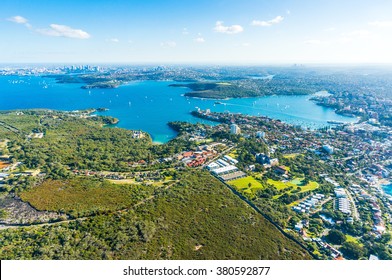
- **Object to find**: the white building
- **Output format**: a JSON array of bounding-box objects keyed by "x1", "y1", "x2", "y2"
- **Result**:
[
  {"x1": 212, "y1": 165, "x2": 238, "y2": 175},
  {"x1": 206, "y1": 162, "x2": 220, "y2": 171},
  {"x1": 223, "y1": 155, "x2": 238, "y2": 165},
  {"x1": 334, "y1": 188, "x2": 347, "y2": 198},
  {"x1": 256, "y1": 131, "x2": 265, "y2": 138},
  {"x1": 322, "y1": 145, "x2": 334, "y2": 154},
  {"x1": 230, "y1": 124, "x2": 241, "y2": 135},
  {"x1": 338, "y1": 198, "x2": 351, "y2": 214}
]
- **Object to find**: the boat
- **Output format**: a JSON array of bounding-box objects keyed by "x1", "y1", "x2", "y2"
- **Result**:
[{"x1": 327, "y1": 120, "x2": 345, "y2": 125}]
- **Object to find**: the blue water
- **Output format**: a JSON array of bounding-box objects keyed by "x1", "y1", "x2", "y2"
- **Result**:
[
  {"x1": 383, "y1": 184, "x2": 392, "y2": 196},
  {"x1": 0, "y1": 75, "x2": 356, "y2": 142}
]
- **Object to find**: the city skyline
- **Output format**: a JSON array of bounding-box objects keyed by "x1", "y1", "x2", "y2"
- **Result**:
[{"x1": 1, "y1": 0, "x2": 392, "y2": 64}]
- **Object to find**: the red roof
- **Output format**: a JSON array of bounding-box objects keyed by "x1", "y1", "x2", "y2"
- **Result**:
[{"x1": 183, "y1": 152, "x2": 193, "y2": 157}]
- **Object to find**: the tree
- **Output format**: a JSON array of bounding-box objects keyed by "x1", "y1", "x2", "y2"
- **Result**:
[
  {"x1": 0, "y1": 209, "x2": 8, "y2": 219},
  {"x1": 326, "y1": 229, "x2": 346, "y2": 245},
  {"x1": 341, "y1": 241, "x2": 365, "y2": 260},
  {"x1": 302, "y1": 177, "x2": 310, "y2": 185},
  {"x1": 380, "y1": 233, "x2": 392, "y2": 244}
]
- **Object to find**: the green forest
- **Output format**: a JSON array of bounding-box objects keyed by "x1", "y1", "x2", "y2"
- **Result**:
[{"x1": 0, "y1": 171, "x2": 310, "y2": 260}]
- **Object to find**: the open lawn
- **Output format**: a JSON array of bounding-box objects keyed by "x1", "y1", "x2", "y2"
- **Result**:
[
  {"x1": 227, "y1": 149, "x2": 238, "y2": 160},
  {"x1": 268, "y1": 178, "x2": 319, "y2": 199},
  {"x1": 346, "y1": 235, "x2": 361, "y2": 245},
  {"x1": 0, "y1": 140, "x2": 8, "y2": 148},
  {"x1": 230, "y1": 176, "x2": 264, "y2": 196},
  {"x1": 283, "y1": 153, "x2": 302, "y2": 159}
]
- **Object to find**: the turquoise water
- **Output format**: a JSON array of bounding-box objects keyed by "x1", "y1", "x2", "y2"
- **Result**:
[
  {"x1": 382, "y1": 184, "x2": 392, "y2": 196},
  {"x1": 0, "y1": 75, "x2": 356, "y2": 142}
]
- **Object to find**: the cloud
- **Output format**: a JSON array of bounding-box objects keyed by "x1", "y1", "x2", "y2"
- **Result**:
[
  {"x1": 107, "y1": 38, "x2": 119, "y2": 43},
  {"x1": 369, "y1": 20, "x2": 392, "y2": 28},
  {"x1": 37, "y1": 24, "x2": 90, "y2": 39},
  {"x1": 160, "y1": 41, "x2": 176, "y2": 48},
  {"x1": 214, "y1": 21, "x2": 243, "y2": 34},
  {"x1": 340, "y1": 29, "x2": 370, "y2": 43},
  {"x1": 348, "y1": 29, "x2": 370, "y2": 38},
  {"x1": 194, "y1": 37, "x2": 205, "y2": 43},
  {"x1": 7, "y1": 15, "x2": 31, "y2": 29},
  {"x1": 182, "y1": 28, "x2": 189, "y2": 35},
  {"x1": 242, "y1": 42, "x2": 251, "y2": 47},
  {"x1": 324, "y1": 27, "x2": 336, "y2": 32},
  {"x1": 304, "y1": 39, "x2": 322, "y2": 45},
  {"x1": 251, "y1": 16, "x2": 284, "y2": 27},
  {"x1": 7, "y1": 15, "x2": 28, "y2": 24}
]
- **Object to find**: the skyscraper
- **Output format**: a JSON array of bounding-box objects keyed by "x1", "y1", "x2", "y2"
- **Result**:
[{"x1": 230, "y1": 124, "x2": 241, "y2": 134}]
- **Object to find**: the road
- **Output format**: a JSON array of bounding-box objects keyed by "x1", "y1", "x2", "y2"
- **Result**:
[{"x1": 346, "y1": 189, "x2": 360, "y2": 220}]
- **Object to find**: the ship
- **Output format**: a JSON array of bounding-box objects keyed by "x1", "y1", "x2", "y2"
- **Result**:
[{"x1": 327, "y1": 120, "x2": 345, "y2": 125}]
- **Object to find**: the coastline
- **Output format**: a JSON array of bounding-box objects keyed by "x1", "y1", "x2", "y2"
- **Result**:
[{"x1": 377, "y1": 179, "x2": 392, "y2": 197}]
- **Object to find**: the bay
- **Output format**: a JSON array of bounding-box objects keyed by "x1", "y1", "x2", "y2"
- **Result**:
[
  {"x1": 382, "y1": 184, "x2": 392, "y2": 196},
  {"x1": 0, "y1": 75, "x2": 356, "y2": 143}
]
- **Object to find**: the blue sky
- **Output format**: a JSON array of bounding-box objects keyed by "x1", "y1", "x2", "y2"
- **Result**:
[{"x1": 1, "y1": 0, "x2": 392, "y2": 64}]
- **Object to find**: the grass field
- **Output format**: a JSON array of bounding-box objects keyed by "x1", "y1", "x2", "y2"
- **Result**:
[
  {"x1": 0, "y1": 140, "x2": 8, "y2": 148},
  {"x1": 346, "y1": 235, "x2": 360, "y2": 244},
  {"x1": 230, "y1": 176, "x2": 264, "y2": 196},
  {"x1": 195, "y1": 138, "x2": 214, "y2": 145},
  {"x1": 283, "y1": 153, "x2": 302, "y2": 159},
  {"x1": 268, "y1": 178, "x2": 319, "y2": 199},
  {"x1": 227, "y1": 149, "x2": 239, "y2": 160}
]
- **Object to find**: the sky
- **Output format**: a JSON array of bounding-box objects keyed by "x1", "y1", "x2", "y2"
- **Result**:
[{"x1": 1, "y1": 0, "x2": 392, "y2": 64}]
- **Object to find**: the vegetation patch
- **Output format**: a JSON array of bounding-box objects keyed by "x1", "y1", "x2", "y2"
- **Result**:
[
  {"x1": 345, "y1": 234, "x2": 361, "y2": 245},
  {"x1": 268, "y1": 178, "x2": 319, "y2": 194},
  {"x1": 227, "y1": 149, "x2": 239, "y2": 159},
  {"x1": 283, "y1": 153, "x2": 301, "y2": 159},
  {"x1": 230, "y1": 176, "x2": 264, "y2": 197},
  {"x1": 1, "y1": 171, "x2": 311, "y2": 260},
  {"x1": 20, "y1": 177, "x2": 154, "y2": 217}
]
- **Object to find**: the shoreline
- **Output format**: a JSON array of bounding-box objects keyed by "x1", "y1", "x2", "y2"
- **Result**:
[{"x1": 376, "y1": 179, "x2": 392, "y2": 197}]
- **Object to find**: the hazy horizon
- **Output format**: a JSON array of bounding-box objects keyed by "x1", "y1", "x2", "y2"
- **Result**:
[{"x1": 2, "y1": 0, "x2": 392, "y2": 64}]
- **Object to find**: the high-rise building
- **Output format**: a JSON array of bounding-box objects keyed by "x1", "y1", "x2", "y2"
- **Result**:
[{"x1": 230, "y1": 124, "x2": 241, "y2": 134}]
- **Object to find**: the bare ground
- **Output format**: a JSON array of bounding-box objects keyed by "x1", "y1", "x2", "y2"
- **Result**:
[{"x1": 0, "y1": 195, "x2": 67, "y2": 225}]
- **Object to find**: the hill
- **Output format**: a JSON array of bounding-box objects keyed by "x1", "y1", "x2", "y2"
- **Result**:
[{"x1": 0, "y1": 171, "x2": 311, "y2": 259}]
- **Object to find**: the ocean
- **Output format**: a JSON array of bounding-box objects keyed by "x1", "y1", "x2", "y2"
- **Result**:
[
  {"x1": 382, "y1": 184, "x2": 392, "y2": 196},
  {"x1": 0, "y1": 75, "x2": 356, "y2": 143}
]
